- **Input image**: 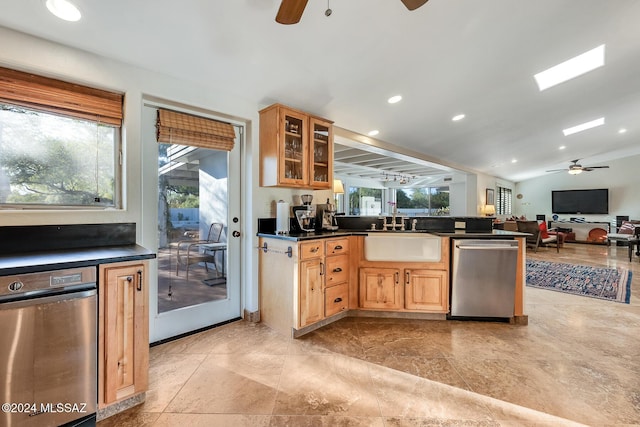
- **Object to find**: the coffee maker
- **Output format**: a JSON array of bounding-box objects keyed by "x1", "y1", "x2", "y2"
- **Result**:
[
  {"x1": 292, "y1": 194, "x2": 316, "y2": 232},
  {"x1": 316, "y1": 198, "x2": 339, "y2": 231}
]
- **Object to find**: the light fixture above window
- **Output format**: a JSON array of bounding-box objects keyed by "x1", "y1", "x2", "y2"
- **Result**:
[
  {"x1": 563, "y1": 117, "x2": 605, "y2": 136},
  {"x1": 387, "y1": 95, "x2": 402, "y2": 104},
  {"x1": 46, "y1": 0, "x2": 81, "y2": 21},
  {"x1": 534, "y1": 44, "x2": 605, "y2": 91}
]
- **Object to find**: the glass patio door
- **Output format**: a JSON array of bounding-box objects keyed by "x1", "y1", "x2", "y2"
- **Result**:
[{"x1": 142, "y1": 104, "x2": 242, "y2": 342}]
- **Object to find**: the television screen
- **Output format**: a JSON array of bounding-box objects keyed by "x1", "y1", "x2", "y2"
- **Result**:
[{"x1": 551, "y1": 189, "x2": 608, "y2": 214}]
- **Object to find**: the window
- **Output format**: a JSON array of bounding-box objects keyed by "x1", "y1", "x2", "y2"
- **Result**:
[
  {"x1": 396, "y1": 186, "x2": 450, "y2": 216},
  {"x1": 0, "y1": 67, "x2": 123, "y2": 208},
  {"x1": 348, "y1": 186, "x2": 382, "y2": 215},
  {"x1": 497, "y1": 186, "x2": 512, "y2": 215}
]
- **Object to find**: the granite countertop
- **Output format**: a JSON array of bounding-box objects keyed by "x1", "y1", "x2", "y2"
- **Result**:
[
  {"x1": 0, "y1": 244, "x2": 156, "y2": 275},
  {"x1": 257, "y1": 229, "x2": 528, "y2": 242}
]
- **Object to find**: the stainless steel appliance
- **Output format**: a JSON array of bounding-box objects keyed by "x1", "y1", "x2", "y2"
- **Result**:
[
  {"x1": 316, "y1": 199, "x2": 339, "y2": 231},
  {"x1": 0, "y1": 267, "x2": 97, "y2": 427},
  {"x1": 450, "y1": 239, "x2": 518, "y2": 319}
]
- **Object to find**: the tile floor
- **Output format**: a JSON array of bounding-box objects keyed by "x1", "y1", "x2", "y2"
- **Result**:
[{"x1": 99, "y1": 243, "x2": 640, "y2": 426}]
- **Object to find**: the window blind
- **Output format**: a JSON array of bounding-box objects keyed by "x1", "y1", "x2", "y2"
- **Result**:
[
  {"x1": 0, "y1": 66, "x2": 123, "y2": 127},
  {"x1": 156, "y1": 109, "x2": 235, "y2": 151},
  {"x1": 497, "y1": 187, "x2": 512, "y2": 215}
]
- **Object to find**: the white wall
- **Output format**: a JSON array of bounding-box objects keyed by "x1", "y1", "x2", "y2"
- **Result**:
[
  {"x1": 0, "y1": 26, "x2": 269, "y2": 329},
  {"x1": 514, "y1": 154, "x2": 640, "y2": 224}
]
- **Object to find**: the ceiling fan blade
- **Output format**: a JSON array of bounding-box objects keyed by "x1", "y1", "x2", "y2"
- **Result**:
[
  {"x1": 400, "y1": 0, "x2": 429, "y2": 11},
  {"x1": 583, "y1": 166, "x2": 610, "y2": 171},
  {"x1": 546, "y1": 169, "x2": 569, "y2": 172},
  {"x1": 276, "y1": 0, "x2": 308, "y2": 25}
]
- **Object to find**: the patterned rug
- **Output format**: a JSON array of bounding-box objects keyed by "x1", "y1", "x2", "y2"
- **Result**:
[{"x1": 526, "y1": 260, "x2": 632, "y2": 304}]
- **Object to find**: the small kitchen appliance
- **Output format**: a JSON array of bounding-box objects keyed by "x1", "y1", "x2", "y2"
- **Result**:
[
  {"x1": 316, "y1": 198, "x2": 339, "y2": 231},
  {"x1": 292, "y1": 194, "x2": 315, "y2": 232}
]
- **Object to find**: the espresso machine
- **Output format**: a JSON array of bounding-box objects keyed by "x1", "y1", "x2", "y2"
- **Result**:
[
  {"x1": 316, "y1": 198, "x2": 339, "y2": 231},
  {"x1": 292, "y1": 194, "x2": 316, "y2": 232}
]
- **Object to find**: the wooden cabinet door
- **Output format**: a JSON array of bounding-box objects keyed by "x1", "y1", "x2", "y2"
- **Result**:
[
  {"x1": 405, "y1": 269, "x2": 448, "y2": 312},
  {"x1": 278, "y1": 107, "x2": 308, "y2": 187},
  {"x1": 100, "y1": 262, "x2": 148, "y2": 406},
  {"x1": 299, "y1": 259, "x2": 325, "y2": 327},
  {"x1": 359, "y1": 267, "x2": 402, "y2": 309},
  {"x1": 308, "y1": 116, "x2": 333, "y2": 189}
]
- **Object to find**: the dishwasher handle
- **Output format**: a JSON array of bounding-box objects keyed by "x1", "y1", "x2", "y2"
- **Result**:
[{"x1": 455, "y1": 244, "x2": 518, "y2": 250}]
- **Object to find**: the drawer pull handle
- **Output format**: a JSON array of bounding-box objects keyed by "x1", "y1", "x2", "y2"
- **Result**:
[
  {"x1": 333, "y1": 267, "x2": 342, "y2": 273},
  {"x1": 334, "y1": 297, "x2": 343, "y2": 303},
  {"x1": 310, "y1": 247, "x2": 319, "y2": 253},
  {"x1": 334, "y1": 245, "x2": 343, "y2": 250}
]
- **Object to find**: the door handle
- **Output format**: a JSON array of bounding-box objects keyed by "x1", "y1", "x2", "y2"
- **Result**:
[
  {"x1": 137, "y1": 270, "x2": 143, "y2": 291},
  {"x1": 405, "y1": 271, "x2": 410, "y2": 285},
  {"x1": 232, "y1": 230, "x2": 240, "y2": 237}
]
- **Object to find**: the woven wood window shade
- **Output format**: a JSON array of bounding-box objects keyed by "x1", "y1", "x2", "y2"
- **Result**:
[
  {"x1": 0, "y1": 66, "x2": 123, "y2": 127},
  {"x1": 156, "y1": 109, "x2": 235, "y2": 151}
]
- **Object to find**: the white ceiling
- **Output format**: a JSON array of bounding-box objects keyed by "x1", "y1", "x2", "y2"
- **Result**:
[{"x1": 1, "y1": 0, "x2": 639, "y2": 182}]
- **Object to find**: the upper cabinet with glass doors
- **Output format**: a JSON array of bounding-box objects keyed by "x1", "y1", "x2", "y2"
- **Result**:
[{"x1": 259, "y1": 103, "x2": 333, "y2": 189}]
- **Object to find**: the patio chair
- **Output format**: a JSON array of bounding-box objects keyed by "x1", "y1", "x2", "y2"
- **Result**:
[
  {"x1": 176, "y1": 223, "x2": 223, "y2": 280},
  {"x1": 516, "y1": 220, "x2": 559, "y2": 253}
]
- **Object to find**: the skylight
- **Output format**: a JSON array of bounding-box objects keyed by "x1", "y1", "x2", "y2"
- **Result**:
[
  {"x1": 563, "y1": 117, "x2": 605, "y2": 136},
  {"x1": 534, "y1": 44, "x2": 605, "y2": 91}
]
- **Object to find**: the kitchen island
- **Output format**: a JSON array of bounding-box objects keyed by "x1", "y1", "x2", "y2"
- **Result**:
[{"x1": 258, "y1": 216, "x2": 528, "y2": 337}]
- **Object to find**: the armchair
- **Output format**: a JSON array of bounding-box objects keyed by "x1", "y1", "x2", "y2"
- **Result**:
[
  {"x1": 516, "y1": 220, "x2": 559, "y2": 253},
  {"x1": 176, "y1": 223, "x2": 224, "y2": 280}
]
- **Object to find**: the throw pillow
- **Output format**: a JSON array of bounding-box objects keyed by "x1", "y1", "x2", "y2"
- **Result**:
[
  {"x1": 539, "y1": 221, "x2": 550, "y2": 239},
  {"x1": 618, "y1": 221, "x2": 635, "y2": 235}
]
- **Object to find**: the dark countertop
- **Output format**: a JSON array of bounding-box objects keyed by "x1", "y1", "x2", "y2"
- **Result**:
[
  {"x1": 0, "y1": 244, "x2": 156, "y2": 275},
  {"x1": 257, "y1": 229, "x2": 528, "y2": 242}
]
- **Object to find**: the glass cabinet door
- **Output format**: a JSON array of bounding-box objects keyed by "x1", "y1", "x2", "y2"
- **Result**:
[
  {"x1": 280, "y1": 110, "x2": 307, "y2": 186},
  {"x1": 309, "y1": 117, "x2": 332, "y2": 189}
]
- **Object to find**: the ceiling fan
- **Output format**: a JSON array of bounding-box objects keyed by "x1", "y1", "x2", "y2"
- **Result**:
[
  {"x1": 276, "y1": 0, "x2": 429, "y2": 25},
  {"x1": 546, "y1": 159, "x2": 610, "y2": 175}
]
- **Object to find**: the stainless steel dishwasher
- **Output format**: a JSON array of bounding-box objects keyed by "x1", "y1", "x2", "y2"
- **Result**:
[
  {"x1": 0, "y1": 266, "x2": 97, "y2": 427},
  {"x1": 450, "y1": 239, "x2": 518, "y2": 319}
]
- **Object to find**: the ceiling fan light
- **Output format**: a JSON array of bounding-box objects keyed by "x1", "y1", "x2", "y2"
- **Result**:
[{"x1": 568, "y1": 168, "x2": 582, "y2": 175}]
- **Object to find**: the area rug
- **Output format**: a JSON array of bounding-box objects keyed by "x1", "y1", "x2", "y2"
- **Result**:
[{"x1": 526, "y1": 260, "x2": 632, "y2": 304}]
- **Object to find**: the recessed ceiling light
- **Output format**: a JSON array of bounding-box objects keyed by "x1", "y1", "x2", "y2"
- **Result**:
[
  {"x1": 559, "y1": 145, "x2": 566, "y2": 150},
  {"x1": 511, "y1": 159, "x2": 518, "y2": 163},
  {"x1": 387, "y1": 95, "x2": 402, "y2": 104},
  {"x1": 618, "y1": 128, "x2": 627, "y2": 134},
  {"x1": 562, "y1": 117, "x2": 605, "y2": 136},
  {"x1": 534, "y1": 44, "x2": 605, "y2": 91},
  {"x1": 367, "y1": 130, "x2": 379, "y2": 136},
  {"x1": 46, "y1": 0, "x2": 81, "y2": 21},
  {"x1": 452, "y1": 114, "x2": 465, "y2": 121}
]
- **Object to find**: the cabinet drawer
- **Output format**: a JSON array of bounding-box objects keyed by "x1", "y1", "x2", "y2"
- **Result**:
[
  {"x1": 325, "y1": 254, "x2": 348, "y2": 286},
  {"x1": 326, "y1": 238, "x2": 349, "y2": 255},
  {"x1": 325, "y1": 283, "x2": 348, "y2": 317},
  {"x1": 299, "y1": 241, "x2": 325, "y2": 260}
]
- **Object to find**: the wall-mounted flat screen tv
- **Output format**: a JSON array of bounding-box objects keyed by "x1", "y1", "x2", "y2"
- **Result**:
[{"x1": 551, "y1": 189, "x2": 609, "y2": 214}]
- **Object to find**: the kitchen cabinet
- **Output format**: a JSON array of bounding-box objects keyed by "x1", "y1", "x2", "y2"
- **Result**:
[
  {"x1": 259, "y1": 236, "x2": 350, "y2": 337},
  {"x1": 404, "y1": 269, "x2": 448, "y2": 311},
  {"x1": 259, "y1": 103, "x2": 333, "y2": 189},
  {"x1": 359, "y1": 266, "x2": 448, "y2": 312},
  {"x1": 359, "y1": 267, "x2": 403, "y2": 310},
  {"x1": 98, "y1": 261, "x2": 149, "y2": 408}
]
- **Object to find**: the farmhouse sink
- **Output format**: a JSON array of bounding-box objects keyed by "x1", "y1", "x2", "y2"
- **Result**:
[{"x1": 364, "y1": 233, "x2": 441, "y2": 262}]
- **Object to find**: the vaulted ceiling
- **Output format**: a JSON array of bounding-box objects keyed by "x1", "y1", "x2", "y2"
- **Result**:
[{"x1": 1, "y1": 0, "x2": 639, "y2": 183}]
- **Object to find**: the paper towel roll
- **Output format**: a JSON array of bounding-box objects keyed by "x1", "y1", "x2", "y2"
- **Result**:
[{"x1": 276, "y1": 200, "x2": 290, "y2": 234}]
